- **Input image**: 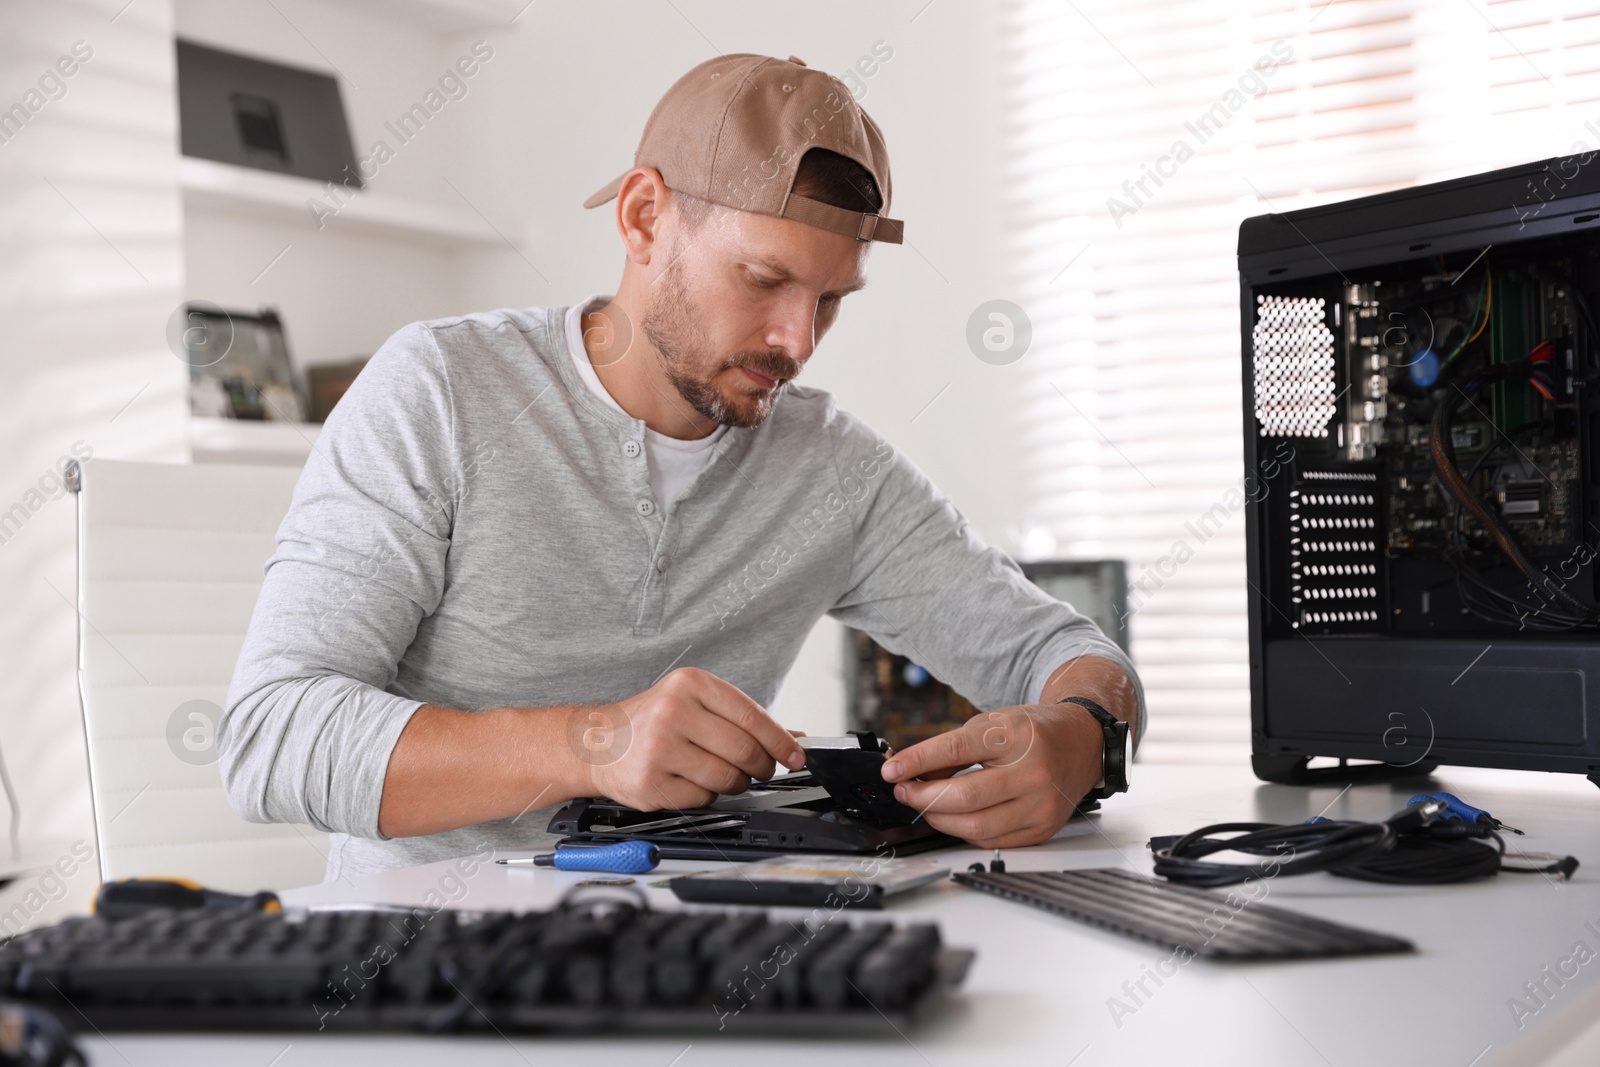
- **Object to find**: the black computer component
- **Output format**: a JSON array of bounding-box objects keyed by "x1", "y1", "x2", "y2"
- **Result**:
[
  {"x1": 0, "y1": 899, "x2": 973, "y2": 1037},
  {"x1": 547, "y1": 768, "x2": 959, "y2": 860},
  {"x1": 1239, "y1": 154, "x2": 1600, "y2": 789},
  {"x1": 801, "y1": 731, "x2": 920, "y2": 826},
  {"x1": 953, "y1": 869, "x2": 1412, "y2": 960}
]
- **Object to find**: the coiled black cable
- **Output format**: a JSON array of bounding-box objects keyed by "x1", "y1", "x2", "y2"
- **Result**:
[
  {"x1": 1150, "y1": 819, "x2": 1395, "y2": 888},
  {"x1": 1150, "y1": 801, "x2": 1573, "y2": 888},
  {"x1": 1335, "y1": 830, "x2": 1502, "y2": 885}
]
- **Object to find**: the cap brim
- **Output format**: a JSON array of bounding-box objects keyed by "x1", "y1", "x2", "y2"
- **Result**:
[{"x1": 582, "y1": 171, "x2": 628, "y2": 209}]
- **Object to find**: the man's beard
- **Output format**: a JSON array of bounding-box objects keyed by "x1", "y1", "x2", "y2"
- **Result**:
[{"x1": 640, "y1": 265, "x2": 800, "y2": 430}]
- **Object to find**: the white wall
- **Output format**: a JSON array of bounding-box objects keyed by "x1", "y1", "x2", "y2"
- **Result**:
[
  {"x1": 443, "y1": 0, "x2": 1016, "y2": 732},
  {"x1": 0, "y1": 0, "x2": 188, "y2": 851},
  {"x1": 0, "y1": 0, "x2": 1021, "y2": 856}
]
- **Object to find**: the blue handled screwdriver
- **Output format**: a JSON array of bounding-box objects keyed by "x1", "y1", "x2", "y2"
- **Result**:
[{"x1": 497, "y1": 840, "x2": 661, "y2": 874}]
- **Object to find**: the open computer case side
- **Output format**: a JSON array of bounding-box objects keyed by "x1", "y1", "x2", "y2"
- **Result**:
[{"x1": 1239, "y1": 154, "x2": 1600, "y2": 789}]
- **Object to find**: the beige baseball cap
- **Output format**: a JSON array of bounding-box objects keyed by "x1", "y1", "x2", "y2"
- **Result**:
[{"x1": 584, "y1": 53, "x2": 904, "y2": 244}]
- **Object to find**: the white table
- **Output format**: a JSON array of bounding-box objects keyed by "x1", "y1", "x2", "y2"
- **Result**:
[{"x1": 72, "y1": 764, "x2": 1600, "y2": 1067}]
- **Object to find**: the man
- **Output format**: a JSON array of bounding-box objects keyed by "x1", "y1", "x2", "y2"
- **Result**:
[{"x1": 220, "y1": 53, "x2": 1145, "y2": 879}]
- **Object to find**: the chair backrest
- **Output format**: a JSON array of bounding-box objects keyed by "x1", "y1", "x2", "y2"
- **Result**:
[{"x1": 73, "y1": 458, "x2": 328, "y2": 893}]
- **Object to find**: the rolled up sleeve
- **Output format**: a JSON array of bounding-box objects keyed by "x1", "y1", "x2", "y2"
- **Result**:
[
  {"x1": 823, "y1": 405, "x2": 1147, "y2": 754},
  {"x1": 219, "y1": 323, "x2": 458, "y2": 836}
]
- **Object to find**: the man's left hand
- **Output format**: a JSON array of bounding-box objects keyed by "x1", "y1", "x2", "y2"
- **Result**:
[{"x1": 880, "y1": 702, "x2": 1105, "y2": 849}]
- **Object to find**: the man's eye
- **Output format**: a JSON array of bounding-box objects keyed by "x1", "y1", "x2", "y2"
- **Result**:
[{"x1": 750, "y1": 275, "x2": 779, "y2": 289}]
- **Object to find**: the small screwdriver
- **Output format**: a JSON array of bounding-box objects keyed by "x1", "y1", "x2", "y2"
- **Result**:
[{"x1": 497, "y1": 840, "x2": 661, "y2": 874}]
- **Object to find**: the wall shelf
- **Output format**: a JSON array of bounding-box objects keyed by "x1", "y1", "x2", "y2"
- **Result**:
[
  {"x1": 179, "y1": 157, "x2": 503, "y2": 248},
  {"x1": 175, "y1": 0, "x2": 519, "y2": 465},
  {"x1": 190, "y1": 416, "x2": 323, "y2": 466}
]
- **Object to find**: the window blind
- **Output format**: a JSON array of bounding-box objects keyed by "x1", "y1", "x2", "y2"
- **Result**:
[{"x1": 1004, "y1": 0, "x2": 1600, "y2": 764}]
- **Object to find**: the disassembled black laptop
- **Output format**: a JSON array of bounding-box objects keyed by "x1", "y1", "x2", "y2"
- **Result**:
[{"x1": 546, "y1": 730, "x2": 1099, "y2": 860}]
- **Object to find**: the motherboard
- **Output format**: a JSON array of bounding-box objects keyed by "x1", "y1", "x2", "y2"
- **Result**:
[{"x1": 1251, "y1": 239, "x2": 1600, "y2": 635}]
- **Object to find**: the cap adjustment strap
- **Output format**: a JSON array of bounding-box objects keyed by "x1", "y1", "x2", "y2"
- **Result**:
[{"x1": 781, "y1": 193, "x2": 904, "y2": 244}]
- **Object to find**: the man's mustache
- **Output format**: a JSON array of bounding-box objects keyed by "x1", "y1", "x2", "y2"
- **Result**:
[{"x1": 723, "y1": 351, "x2": 801, "y2": 382}]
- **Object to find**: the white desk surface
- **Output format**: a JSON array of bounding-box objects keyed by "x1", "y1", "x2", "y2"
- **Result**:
[{"x1": 72, "y1": 764, "x2": 1600, "y2": 1067}]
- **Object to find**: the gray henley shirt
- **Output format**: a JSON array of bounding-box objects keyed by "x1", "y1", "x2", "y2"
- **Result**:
[{"x1": 219, "y1": 302, "x2": 1146, "y2": 879}]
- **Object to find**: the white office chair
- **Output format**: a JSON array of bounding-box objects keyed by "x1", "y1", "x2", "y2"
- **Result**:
[{"x1": 71, "y1": 457, "x2": 329, "y2": 893}]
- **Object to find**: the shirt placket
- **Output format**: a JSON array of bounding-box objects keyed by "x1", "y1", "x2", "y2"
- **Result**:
[{"x1": 623, "y1": 430, "x2": 674, "y2": 636}]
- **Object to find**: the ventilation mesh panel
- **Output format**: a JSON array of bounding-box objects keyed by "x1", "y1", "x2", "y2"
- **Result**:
[{"x1": 1253, "y1": 295, "x2": 1336, "y2": 438}]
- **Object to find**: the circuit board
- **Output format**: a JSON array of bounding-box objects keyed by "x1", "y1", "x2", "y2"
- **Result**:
[{"x1": 1252, "y1": 239, "x2": 1600, "y2": 635}]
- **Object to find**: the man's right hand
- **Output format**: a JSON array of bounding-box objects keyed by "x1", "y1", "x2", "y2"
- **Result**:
[{"x1": 572, "y1": 667, "x2": 806, "y2": 811}]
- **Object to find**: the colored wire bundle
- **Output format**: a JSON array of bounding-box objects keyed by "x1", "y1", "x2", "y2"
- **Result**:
[
  {"x1": 1430, "y1": 342, "x2": 1596, "y2": 629},
  {"x1": 1438, "y1": 262, "x2": 1492, "y2": 373},
  {"x1": 1429, "y1": 365, "x2": 1576, "y2": 607},
  {"x1": 1529, "y1": 339, "x2": 1557, "y2": 400},
  {"x1": 1425, "y1": 258, "x2": 1600, "y2": 628}
]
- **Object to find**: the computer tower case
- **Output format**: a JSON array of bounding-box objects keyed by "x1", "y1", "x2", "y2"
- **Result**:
[{"x1": 1239, "y1": 154, "x2": 1600, "y2": 789}]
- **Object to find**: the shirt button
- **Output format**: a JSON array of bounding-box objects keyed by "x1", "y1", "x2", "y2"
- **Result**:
[
  {"x1": 637, "y1": 499, "x2": 655, "y2": 516},
  {"x1": 655, "y1": 555, "x2": 668, "y2": 572},
  {"x1": 622, "y1": 440, "x2": 641, "y2": 458}
]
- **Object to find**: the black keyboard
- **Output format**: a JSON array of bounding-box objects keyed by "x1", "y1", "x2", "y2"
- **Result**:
[
  {"x1": 953, "y1": 868, "x2": 1414, "y2": 959},
  {"x1": 0, "y1": 898, "x2": 974, "y2": 1036}
]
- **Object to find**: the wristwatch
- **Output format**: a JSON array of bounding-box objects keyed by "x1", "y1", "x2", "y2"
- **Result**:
[{"x1": 1056, "y1": 696, "x2": 1129, "y2": 801}]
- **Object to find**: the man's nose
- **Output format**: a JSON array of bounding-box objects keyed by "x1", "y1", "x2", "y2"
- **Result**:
[{"x1": 763, "y1": 300, "x2": 818, "y2": 363}]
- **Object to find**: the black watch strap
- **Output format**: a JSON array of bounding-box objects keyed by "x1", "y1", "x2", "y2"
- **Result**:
[{"x1": 1056, "y1": 696, "x2": 1129, "y2": 801}]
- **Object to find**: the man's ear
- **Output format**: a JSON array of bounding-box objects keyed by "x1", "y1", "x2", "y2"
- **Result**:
[{"x1": 614, "y1": 166, "x2": 667, "y2": 266}]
